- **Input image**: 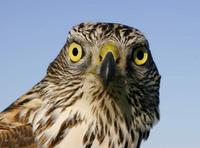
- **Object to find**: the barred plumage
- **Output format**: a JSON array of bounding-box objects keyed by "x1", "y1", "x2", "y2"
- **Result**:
[{"x1": 0, "y1": 22, "x2": 161, "y2": 148}]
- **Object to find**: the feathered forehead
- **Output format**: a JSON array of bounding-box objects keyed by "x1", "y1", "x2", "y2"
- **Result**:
[{"x1": 68, "y1": 22, "x2": 147, "y2": 46}]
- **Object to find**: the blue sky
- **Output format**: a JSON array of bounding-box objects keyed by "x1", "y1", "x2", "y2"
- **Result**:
[{"x1": 0, "y1": 0, "x2": 199, "y2": 147}]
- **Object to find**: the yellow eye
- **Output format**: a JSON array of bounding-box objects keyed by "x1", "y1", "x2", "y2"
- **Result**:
[
  {"x1": 133, "y1": 47, "x2": 148, "y2": 65},
  {"x1": 68, "y1": 42, "x2": 83, "y2": 62}
]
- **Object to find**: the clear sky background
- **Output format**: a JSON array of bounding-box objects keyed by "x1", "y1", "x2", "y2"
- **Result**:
[{"x1": 0, "y1": 0, "x2": 199, "y2": 147}]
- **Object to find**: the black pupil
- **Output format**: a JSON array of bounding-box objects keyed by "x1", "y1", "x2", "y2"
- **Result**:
[
  {"x1": 72, "y1": 48, "x2": 79, "y2": 56},
  {"x1": 137, "y1": 50, "x2": 144, "y2": 60}
]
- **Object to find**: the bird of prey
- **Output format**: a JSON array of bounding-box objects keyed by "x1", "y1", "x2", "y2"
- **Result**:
[{"x1": 0, "y1": 22, "x2": 161, "y2": 148}]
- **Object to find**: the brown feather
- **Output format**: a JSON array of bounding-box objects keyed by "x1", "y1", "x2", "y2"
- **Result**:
[{"x1": 0, "y1": 121, "x2": 37, "y2": 148}]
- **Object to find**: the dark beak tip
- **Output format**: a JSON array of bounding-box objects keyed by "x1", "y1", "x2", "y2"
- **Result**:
[{"x1": 100, "y1": 52, "x2": 116, "y2": 86}]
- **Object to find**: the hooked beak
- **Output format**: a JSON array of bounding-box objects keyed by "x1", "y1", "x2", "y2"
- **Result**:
[{"x1": 100, "y1": 52, "x2": 116, "y2": 86}]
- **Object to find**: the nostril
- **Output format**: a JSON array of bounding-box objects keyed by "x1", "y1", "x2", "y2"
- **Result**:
[{"x1": 116, "y1": 57, "x2": 120, "y2": 64}]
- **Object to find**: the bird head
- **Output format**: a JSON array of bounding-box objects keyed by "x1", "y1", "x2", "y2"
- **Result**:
[{"x1": 47, "y1": 22, "x2": 161, "y2": 131}]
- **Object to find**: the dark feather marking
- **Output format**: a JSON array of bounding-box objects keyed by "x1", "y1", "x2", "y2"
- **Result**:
[
  {"x1": 50, "y1": 114, "x2": 82, "y2": 147},
  {"x1": 39, "y1": 134, "x2": 48, "y2": 145},
  {"x1": 136, "y1": 131, "x2": 150, "y2": 148},
  {"x1": 111, "y1": 100, "x2": 118, "y2": 117},
  {"x1": 118, "y1": 127, "x2": 124, "y2": 143},
  {"x1": 49, "y1": 121, "x2": 67, "y2": 147},
  {"x1": 87, "y1": 132, "x2": 95, "y2": 147},
  {"x1": 106, "y1": 109, "x2": 112, "y2": 125},
  {"x1": 114, "y1": 120, "x2": 118, "y2": 134},
  {"x1": 83, "y1": 135, "x2": 89, "y2": 146},
  {"x1": 131, "y1": 129, "x2": 135, "y2": 141},
  {"x1": 124, "y1": 116, "x2": 130, "y2": 131},
  {"x1": 17, "y1": 98, "x2": 31, "y2": 106},
  {"x1": 14, "y1": 112, "x2": 20, "y2": 121},
  {"x1": 108, "y1": 129, "x2": 110, "y2": 137},
  {"x1": 97, "y1": 117, "x2": 105, "y2": 144},
  {"x1": 62, "y1": 96, "x2": 79, "y2": 110},
  {"x1": 111, "y1": 143, "x2": 115, "y2": 148},
  {"x1": 83, "y1": 123, "x2": 93, "y2": 145},
  {"x1": 105, "y1": 124, "x2": 108, "y2": 134},
  {"x1": 21, "y1": 109, "x2": 32, "y2": 123},
  {"x1": 45, "y1": 106, "x2": 56, "y2": 116},
  {"x1": 108, "y1": 140, "x2": 112, "y2": 147},
  {"x1": 36, "y1": 116, "x2": 55, "y2": 135},
  {"x1": 100, "y1": 99, "x2": 105, "y2": 110},
  {"x1": 124, "y1": 140, "x2": 128, "y2": 148},
  {"x1": 61, "y1": 92, "x2": 83, "y2": 111},
  {"x1": 56, "y1": 86, "x2": 79, "y2": 99},
  {"x1": 85, "y1": 144, "x2": 92, "y2": 148}
]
